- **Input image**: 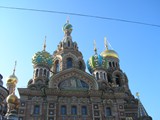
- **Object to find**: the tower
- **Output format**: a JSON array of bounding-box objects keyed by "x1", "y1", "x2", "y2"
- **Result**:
[
  {"x1": 28, "y1": 38, "x2": 53, "y2": 90},
  {"x1": 5, "y1": 62, "x2": 19, "y2": 120}
]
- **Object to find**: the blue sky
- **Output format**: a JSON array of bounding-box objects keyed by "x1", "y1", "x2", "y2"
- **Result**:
[{"x1": 0, "y1": 1, "x2": 159, "y2": 119}]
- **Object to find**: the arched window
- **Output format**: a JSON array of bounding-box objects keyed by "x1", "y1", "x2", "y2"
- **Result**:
[
  {"x1": 81, "y1": 106, "x2": 87, "y2": 115},
  {"x1": 40, "y1": 68, "x2": 43, "y2": 77},
  {"x1": 34, "y1": 105, "x2": 40, "y2": 115},
  {"x1": 55, "y1": 60, "x2": 60, "y2": 72},
  {"x1": 108, "y1": 75, "x2": 112, "y2": 83},
  {"x1": 61, "y1": 105, "x2": 67, "y2": 115},
  {"x1": 112, "y1": 62, "x2": 115, "y2": 67},
  {"x1": 104, "y1": 73, "x2": 106, "y2": 80},
  {"x1": 67, "y1": 58, "x2": 72, "y2": 68},
  {"x1": 68, "y1": 41, "x2": 70, "y2": 47},
  {"x1": 35, "y1": 69, "x2": 39, "y2": 77},
  {"x1": 78, "y1": 61, "x2": 83, "y2": 70},
  {"x1": 71, "y1": 106, "x2": 77, "y2": 115},
  {"x1": 115, "y1": 75, "x2": 121, "y2": 86},
  {"x1": 96, "y1": 72, "x2": 99, "y2": 80},
  {"x1": 109, "y1": 62, "x2": 112, "y2": 67},
  {"x1": 100, "y1": 72, "x2": 103, "y2": 79},
  {"x1": 44, "y1": 69, "x2": 46, "y2": 76},
  {"x1": 106, "y1": 107, "x2": 112, "y2": 116}
]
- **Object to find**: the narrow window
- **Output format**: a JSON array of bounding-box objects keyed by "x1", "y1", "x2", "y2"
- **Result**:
[
  {"x1": 104, "y1": 73, "x2": 106, "y2": 80},
  {"x1": 47, "y1": 71, "x2": 49, "y2": 78},
  {"x1": 40, "y1": 68, "x2": 43, "y2": 77},
  {"x1": 108, "y1": 75, "x2": 112, "y2": 83},
  {"x1": 109, "y1": 62, "x2": 112, "y2": 67},
  {"x1": 81, "y1": 106, "x2": 87, "y2": 115},
  {"x1": 116, "y1": 62, "x2": 118, "y2": 67},
  {"x1": 71, "y1": 106, "x2": 77, "y2": 115},
  {"x1": 115, "y1": 75, "x2": 121, "y2": 86},
  {"x1": 35, "y1": 69, "x2": 38, "y2": 77},
  {"x1": 79, "y1": 61, "x2": 83, "y2": 70},
  {"x1": 67, "y1": 58, "x2": 72, "y2": 68},
  {"x1": 34, "y1": 105, "x2": 40, "y2": 115},
  {"x1": 68, "y1": 41, "x2": 70, "y2": 47},
  {"x1": 96, "y1": 72, "x2": 99, "y2": 80},
  {"x1": 61, "y1": 105, "x2": 67, "y2": 115},
  {"x1": 112, "y1": 62, "x2": 115, "y2": 67},
  {"x1": 44, "y1": 69, "x2": 47, "y2": 76},
  {"x1": 106, "y1": 107, "x2": 112, "y2": 116},
  {"x1": 55, "y1": 60, "x2": 60, "y2": 72},
  {"x1": 100, "y1": 72, "x2": 103, "y2": 79}
]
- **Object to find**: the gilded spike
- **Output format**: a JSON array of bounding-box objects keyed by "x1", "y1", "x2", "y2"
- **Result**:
[
  {"x1": 104, "y1": 37, "x2": 108, "y2": 50},
  {"x1": 43, "y1": 36, "x2": 47, "y2": 51},
  {"x1": 94, "y1": 40, "x2": 97, "y2": 54},
  {"x1": 13, "y1": 61, "x2": 17, "y2": 75}
]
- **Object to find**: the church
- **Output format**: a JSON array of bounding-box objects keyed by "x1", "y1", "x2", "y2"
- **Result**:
[{"x1": 0, "y1": 20, "x2": 152, "y2": 120}]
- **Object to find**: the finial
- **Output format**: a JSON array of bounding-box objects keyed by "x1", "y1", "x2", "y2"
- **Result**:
[
  {"x1": 104, "y1": 37, "x2": 108, "y2": 50},
  {"x1": 43, "y1": 36, "x2": 46, "y2": 51},
  {"x1": 66, "y1": 16, "x2": 70, "y2": 23},
  {"x1": 94, "y1": 40, "x2": 97, "y2": 54},
  {"x1": 13, "y1": 61, "x2": 17, "y2": 75},
  {"x1": 136, "y1": 92, "x2": 140, "y2": 99}
]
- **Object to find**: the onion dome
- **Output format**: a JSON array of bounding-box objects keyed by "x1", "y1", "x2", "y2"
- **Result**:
[
  {"x1": 32, "y1": 39, "x2": 53, "y2": 68},
  {"x1": 6, "y1": 74, "x2": 18, "y2": 85},
  {"x1": 101, "y1": 37, "x2": 119, "y2": 59},
  {"x1": 101, "y1": 49, "x2": 119, "y2": 59},
  {"x1": 6, "y1": 61, "x2": 18, "y2": 85},
  {"x1": 62, "y1": 19, "x2": 73, "y2": 35},
  {"x1": 6, "y1": 93, "x2": 19, "y2": 107},
  {"x1": 87, "y1": 41, "x2": 107, "y2": 73}
]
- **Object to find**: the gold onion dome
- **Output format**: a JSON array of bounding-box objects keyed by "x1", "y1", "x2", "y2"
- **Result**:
[
  {"x1": 32, "y1": 39, "x2": 53, "y2": 68},
  {"x1": 101, "y1": 37, "x2": 119, "y2": 59},
  {"x1": 101, "y1": 49, "x2": 119, "y2": 59},
  {"x1": 7, "y1": 61, "x2": 18, "y2": 85},
  {"x1": 6, "y1": 93, "x2": 19, "y2": 106},
  {"x1": 6, "y1": 74, "x2": 18, "y2": 85}
]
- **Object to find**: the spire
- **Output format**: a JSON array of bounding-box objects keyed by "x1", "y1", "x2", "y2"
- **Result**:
[
  {"x1": 66, "y1": 16, "x2": 70, "y2": 23},
  {"x1": 104, "y1": 37, "x2": 108, "y2": 50},
  {"x1": 94, "y1": 40, "x2": 97, "y2": 54},
  {"x1": 136, "y1": 92, "x2": 150, "y2": 118},
  {"x1": 43, "y1": 36, "x2": 47, "y2": 51},
  {"x1": 13, "y1": 61, "x2": 17, "y2": 75}
]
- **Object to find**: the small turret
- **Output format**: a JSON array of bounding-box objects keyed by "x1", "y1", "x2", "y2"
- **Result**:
[{"x1": 87, "y1": 40, "x2": 108, "y2": 81}]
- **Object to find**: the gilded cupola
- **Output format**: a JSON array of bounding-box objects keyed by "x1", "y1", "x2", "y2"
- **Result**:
[{"x1": 100, "y1": 37, "x2": 119, "y2": 59}]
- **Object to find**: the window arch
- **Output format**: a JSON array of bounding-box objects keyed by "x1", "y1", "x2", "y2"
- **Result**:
[
  {"x1": 67, "y1": 58, "x2": 72, "y2": 68},
  {"x1": 96, "y1": 72, "x2": 99, "y2": 80},
  {"x1": 68, "y1": 41, "x2": 70, "y2": 47},
  {"x1": 103, "y1": 73, "x2": 106, "y2": 80},
  {"x1": 78, "y1": 61, "x2": 83, "y2": 70},
  {"x1": 106, "y1": 107, "x2": 112, "y2": 116},
  {"x1": 40, "y1": 68, "x2": 43, "y2": 77},
  {"x1": 115, "y1": 75, "x2": 121, "y2": 86},
  {"x1": 112, "y1": 62, "x2": 115, "y2": 67},
  {"x1": 55, "y1": 60, "x2": 60, "y2": 73},
  {"x1": 44, "y1": 69, "x2": 47, "y2": 76},
  {"x1": 109, "y1": 62, "x2": 112, "y2": 67},
  {"x1": 35, "y1": 69, "x2": 39, "y2": 77}
]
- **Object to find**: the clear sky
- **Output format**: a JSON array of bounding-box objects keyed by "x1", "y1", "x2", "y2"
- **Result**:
[{"x1": 0, "y1": 1, "x2": 159, "y2": 119}]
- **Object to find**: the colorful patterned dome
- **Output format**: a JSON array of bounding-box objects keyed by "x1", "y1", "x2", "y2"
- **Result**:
[
  {"x1": 101, "y1": 49, "x2": 119, "y2": 59},
  {"x1": 6, "y1": 74, "x2": 18, "y2": 85},
  {"x1": 87, "y1": 54, "x2": 107, "y2": 74},
  {"x1": 62, "y1": 20, "x2": 73, "y2": 34},
  {"x1": 32, "y1": 50, "x2": 53, "y2": 68}
]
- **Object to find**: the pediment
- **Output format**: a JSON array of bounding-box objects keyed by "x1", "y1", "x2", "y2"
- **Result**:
[{"x1": 49, "y1": 68, "x2": 98, "y2": 90}]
